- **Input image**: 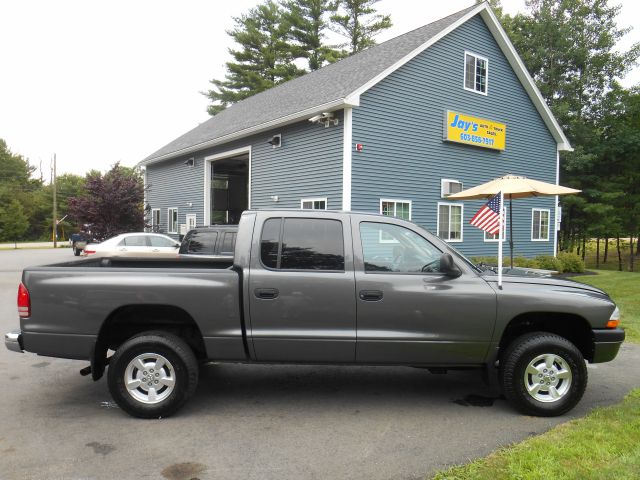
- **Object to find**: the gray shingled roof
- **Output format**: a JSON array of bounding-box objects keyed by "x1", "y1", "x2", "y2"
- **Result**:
[{"x1": 142, "y1": 3, "x2": 479, "y2": 164}]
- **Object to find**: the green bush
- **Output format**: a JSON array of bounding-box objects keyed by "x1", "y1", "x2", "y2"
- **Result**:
[
  {"x1": 535, "y1": 255, "x2": 564, "y2": 272},
  {"x1": 557, "y1": 252, "x2": 586, "y2": 273},
  {"x1": 471, "y1": 256, "x2": 541, "y2": 268},
  {"x1": 471, "y1": 256, "x2": 498, "y2": 265},
  {"x1": 513, "y1": 256, "x2": 540, "y2": 268}
]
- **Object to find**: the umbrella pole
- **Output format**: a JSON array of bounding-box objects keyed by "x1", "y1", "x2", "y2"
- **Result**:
[
  {"x1": 509, "y1": 195, "x2": 514, "y2": 269},
  {"x1": 498, "y1": 191, "x2": 504, "y2": 289}
]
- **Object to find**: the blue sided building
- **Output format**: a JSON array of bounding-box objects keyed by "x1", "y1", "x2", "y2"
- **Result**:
[{"x1": 140, "y1": 2, "x2": 571, "y2": 258}]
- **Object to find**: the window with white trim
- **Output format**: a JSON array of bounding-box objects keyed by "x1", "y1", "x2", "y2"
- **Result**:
[
  {"x1": 380, "y1": 199, "x2": 411, "y2": 220},
  {"x1": 441, "y1": 179, "x2": 463, "y2": 197},
  {"x1": 301, "y1": 197, "x2": 327, "y2": 210},
  {"x1": 380, "y1": 199, "x2": 412, "y2": 243},
  {"x1": 168, "y1": 207, "x2": 178, "y2": 234},
  {"x1": 464, "y1": 52, "x2": 488, "y2": 95},
  {"x1": 437, "y1": 203, "x2": 463, "y2": 242},
  {"x1": 532, "y1": 209, "x2": 550, "y2": 241},
  {"x1": 151, "y1": 209, "x2": 160, "y2": 232}
]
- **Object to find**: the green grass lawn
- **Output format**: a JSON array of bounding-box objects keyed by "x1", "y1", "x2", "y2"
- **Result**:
[
  {"x1": 433, "y1": 389, "x2": 640, "y2": 480},
  {"x1": 568, "y1": 270, "x2": 640, "y2": 343},
  {"x1": 432, "y1": 270, "x2": 640, "y2": 480}
]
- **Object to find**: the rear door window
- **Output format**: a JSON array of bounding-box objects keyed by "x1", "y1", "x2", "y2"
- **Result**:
[
  {"x1": 260, "y1": 218, "x2": 344, "y2": 271},
  {"x1": 220, "y1": 232, "x2": 237, "y2": 255},
  {"x1": 186, "y1": 231, "x2": 218, "y2": 254},
  {"x1": 149, "y1": 236, "x2": 176, "y2": 247},
  {"x1": 123, "y1": 235, "x2": 149, "y2": 247}
]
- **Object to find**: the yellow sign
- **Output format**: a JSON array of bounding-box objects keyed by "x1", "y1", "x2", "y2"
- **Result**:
[{"x1": 445, "y1": 111, "x2": 506, "y2": 151}]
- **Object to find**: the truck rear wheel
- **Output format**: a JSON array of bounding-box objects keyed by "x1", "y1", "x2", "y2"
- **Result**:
[
  {"x1": 500, "y1": 332, "x2": 587, "y2": 417},
  {"x1": 73, "y1": 246, "x2": 80, "y2": 256},
  {"x1": 107, "y1": 332, "x2": 199, "y2": 418}
]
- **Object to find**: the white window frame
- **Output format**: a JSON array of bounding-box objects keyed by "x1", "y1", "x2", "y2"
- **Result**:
[
  {"x1": 441, "y1": 178, "x2": 463, "y2": 198},
  {"x1": 204, "y1": 146, "x2": 251, "y2": 226},
  {"x1": 379, "y1": 199, "x2": 412, "y2": 220},
  {"x1": 437, "y1": 202, "x2": 464, "y2": 243},
  {"x1": 185, "y1": 213, "x2": 197, "y2": 232},
  {"x1": 151, "y1": 208, "x2": 160, "y2": 232},
  {"x1": 300, "y1": 197, "x2": 328, "y2": 210},
  {"x1": 167, "y1": 207, "x2": 178, "y2": 234},
  {"x1": 531, "y1": 208, "x2": 550, "y2": 241},
  {"x1": 463, "y1": 51, "x2": 488, "y2": 96},
  {"x1": 379, "y1": 199, "x2": 412, "y2": 243}
]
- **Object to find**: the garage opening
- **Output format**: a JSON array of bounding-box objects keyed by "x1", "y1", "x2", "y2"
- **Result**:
[{"x1": 211, "y1": 154, "x2": 249, "y2": 224}]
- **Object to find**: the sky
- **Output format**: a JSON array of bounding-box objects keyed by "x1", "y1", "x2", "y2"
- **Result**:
[{"x1": 1, "y1": 0, "x2": 639, "y2": 179}]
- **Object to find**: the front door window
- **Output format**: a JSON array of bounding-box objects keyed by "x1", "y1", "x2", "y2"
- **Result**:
[{"x1": 360, "y1": 222, "x2": 442, "y2": 273}]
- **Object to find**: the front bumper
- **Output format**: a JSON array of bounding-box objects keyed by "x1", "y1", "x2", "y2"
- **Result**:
[
  {"x1": 592, "y1": 328, "x2": 625, "y2": 363},
  {"x1": 5, "y1": 330, "x2": 24, "y2": 353}
]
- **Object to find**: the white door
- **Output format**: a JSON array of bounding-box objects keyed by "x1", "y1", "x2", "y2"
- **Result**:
[{"x1": 186, "y1": 214, "x2": 197, "y2": 232}]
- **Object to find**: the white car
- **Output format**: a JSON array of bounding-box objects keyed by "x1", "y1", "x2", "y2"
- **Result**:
[{"x1": 82, "y1": 233, "x2": 180, "y2": 258}]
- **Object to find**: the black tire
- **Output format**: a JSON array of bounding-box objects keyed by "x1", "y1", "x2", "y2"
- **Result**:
[
  {"x1": 500, "y1": 332, "x2": 587, "y2": 417},
  {"x1": 73, "y1": 246, "x2": 80, "y2": 256},
  {"x1": 107, "y1": 331, "x2": 199, "y2": 419}
]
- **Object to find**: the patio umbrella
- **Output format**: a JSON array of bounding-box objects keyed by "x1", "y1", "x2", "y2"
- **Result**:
[{"x1": 447, "y1": 174, "x2": 580, "y2": 268}]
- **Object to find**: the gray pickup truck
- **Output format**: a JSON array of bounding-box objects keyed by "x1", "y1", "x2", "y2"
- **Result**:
[{"x1": 5, "y1": 210, "x2": 624, "y2": 418}]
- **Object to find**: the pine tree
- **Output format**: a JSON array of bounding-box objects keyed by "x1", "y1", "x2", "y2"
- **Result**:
[
  {"x1": 282, "y1": 0, "x2": 341, "y2": 71},
  {"x1": 204, "y1": 1, "x2": 305, "y2": 115},
  {"x1": 330, "y1": 0, "x2": 392, "y2": 54}
]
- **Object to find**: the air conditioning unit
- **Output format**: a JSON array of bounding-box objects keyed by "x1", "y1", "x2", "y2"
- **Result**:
[{"x1": 441, "y1": 179, "x2": 463, "y2": 197}]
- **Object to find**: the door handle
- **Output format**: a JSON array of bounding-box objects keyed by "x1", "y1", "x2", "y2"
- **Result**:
[
  {"x1": 254, "y1": 288, "x2": 279, "y2": 300},
  {"x1": 359, "y1": 290, "x2": 383, "y2": 301}
]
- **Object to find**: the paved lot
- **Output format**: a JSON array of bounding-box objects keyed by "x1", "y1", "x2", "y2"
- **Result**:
[{"x1": 1, "y1": 249, "x2": 639, "y2": 480}]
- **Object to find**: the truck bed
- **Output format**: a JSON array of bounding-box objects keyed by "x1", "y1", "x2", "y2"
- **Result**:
[{"x1": 20, "y1": 259, "x2": 243, "y2": 361}]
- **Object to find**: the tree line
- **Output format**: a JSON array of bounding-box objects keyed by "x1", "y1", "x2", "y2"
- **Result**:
[
  {"x1": 0, "y1": 139, "x2": 144, "y2": 243},
  {"x1": 491, "y1": 0, "x2": 639, "y2": 271}
]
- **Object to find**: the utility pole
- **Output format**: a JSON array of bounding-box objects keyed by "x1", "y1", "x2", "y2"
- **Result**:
[{"x1": 52, "y1": 153, "x2": 57, "y2": 248}]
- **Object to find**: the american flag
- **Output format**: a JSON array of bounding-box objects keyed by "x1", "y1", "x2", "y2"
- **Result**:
[{"x1": 470, "y1": 193, "x2": 502, "y2": 235}]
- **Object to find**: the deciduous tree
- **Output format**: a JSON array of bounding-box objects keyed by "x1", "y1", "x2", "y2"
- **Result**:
[
  {"x1": 68, "y1": 163, "x2": 145, "y2": 240},
  {"x1": 501, "y1": 1, "x2": 640, "y2": 265},
  {"x1": 0, "y1": 199, "x2": 28, "y2": 243}
]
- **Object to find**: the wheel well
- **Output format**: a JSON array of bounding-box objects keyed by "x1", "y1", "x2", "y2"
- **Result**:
[
  {"x1": 92, "y1": 305, "x2": 206, "y2": 380},
  {"x1": 499, "y1": 312, "x2": 593, "y2": 362}
]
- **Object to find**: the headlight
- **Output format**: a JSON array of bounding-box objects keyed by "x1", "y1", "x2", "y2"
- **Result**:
[{"x1": 607, "y1": 307, "x2": 620, "y2": 328}]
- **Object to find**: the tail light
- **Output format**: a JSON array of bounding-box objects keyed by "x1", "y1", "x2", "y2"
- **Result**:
[
  {"x1": 84, "y1": 249, "x2": 96, "y2": 255},
  {"x1": 17, "y1": 283, "x2": 30, "y2": 318}
]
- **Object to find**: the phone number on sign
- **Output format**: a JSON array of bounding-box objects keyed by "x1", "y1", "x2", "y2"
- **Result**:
[{"x1": 460, "y1": 133, "x2": 494, "y2": 146}]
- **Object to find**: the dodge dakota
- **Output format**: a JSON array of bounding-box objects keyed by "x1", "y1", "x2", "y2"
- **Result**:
[{"x1": 5, "y1": 210, "x2": 624, "y2": 418}]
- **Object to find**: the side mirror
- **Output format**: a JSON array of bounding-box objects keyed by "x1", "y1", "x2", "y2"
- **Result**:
[{"x1": 440, "y1": 253, "x2": 462, "y2": 278}]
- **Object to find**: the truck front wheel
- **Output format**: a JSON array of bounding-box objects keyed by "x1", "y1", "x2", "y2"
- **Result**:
[
  {"x1": 107, "y1": 332, "x2": 199, "y2": 418},
  {"x1": 500, "y1": 332, "x2": 587, "y2": 417}
]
